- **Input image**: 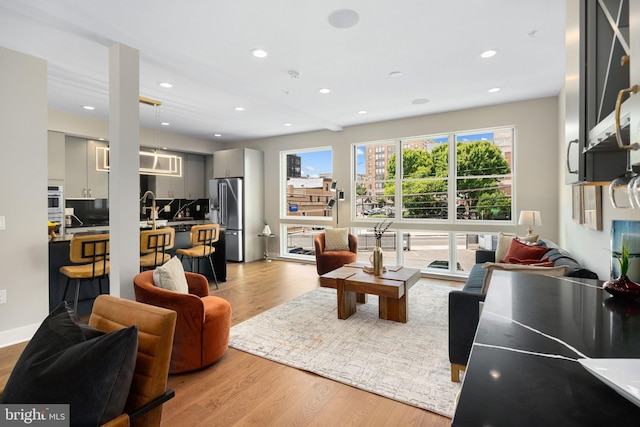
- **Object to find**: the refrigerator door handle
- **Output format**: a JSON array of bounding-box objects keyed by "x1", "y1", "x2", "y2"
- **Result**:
[{"x1": 219, "y1": 181, "x2": 227, "y2": 226}]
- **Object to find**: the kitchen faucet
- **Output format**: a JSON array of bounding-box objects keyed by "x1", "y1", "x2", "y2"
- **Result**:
[{"x1": 142, "y1": 190, "x2": 157, "y2": 230}]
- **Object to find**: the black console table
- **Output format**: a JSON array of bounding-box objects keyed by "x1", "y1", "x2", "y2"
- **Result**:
[{"x1": 453, "y1": 271, "x2": 640, "y2": 426}]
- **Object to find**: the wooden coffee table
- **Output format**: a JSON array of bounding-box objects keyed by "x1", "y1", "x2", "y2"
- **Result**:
[{"x1": 320, "y1": 265, "x2": 420, "y2": 323}]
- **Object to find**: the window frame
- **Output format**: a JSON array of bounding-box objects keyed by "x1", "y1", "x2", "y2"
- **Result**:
[
  {"x1": 352, "y1": 126, "x2": 515, "y2": 224},
  {"x1": 280, "y1": 146, "x2": 334, "y2": 221}
]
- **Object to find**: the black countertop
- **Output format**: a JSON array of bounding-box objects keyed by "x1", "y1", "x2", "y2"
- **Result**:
[{"x1": 453, "y1": 271, "x2": 640, "y2": 426}]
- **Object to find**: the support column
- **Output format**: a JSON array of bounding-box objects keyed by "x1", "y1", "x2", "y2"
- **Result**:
[{"x1": 108, "y1": 43, "x2": 140, "y2": 300}]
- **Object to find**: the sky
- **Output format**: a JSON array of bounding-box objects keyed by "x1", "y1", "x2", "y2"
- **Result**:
[
  {"x1": 297, "y1": 132, "x2": 495, "y2": 177},
  {"x1": 297, "y1": 150, "x2": 332, "y2": 177}
]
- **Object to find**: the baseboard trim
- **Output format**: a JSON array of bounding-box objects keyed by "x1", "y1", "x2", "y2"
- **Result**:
[{"x1": 0, "y1": 322, "x2": 39, "y2": 348}]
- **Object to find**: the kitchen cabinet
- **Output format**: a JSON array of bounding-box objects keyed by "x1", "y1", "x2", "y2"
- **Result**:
[
  {"x1": 65, "y1": 136, "x2": 109, "y2": 198},
  {"x1": 211, "y1": 148, "x2": 264, "y2": 261},
  {"x1": 48, "y1": 131, "x2": 65, "y2": 185},
  {"x1": 153, "y1": 152, "x2": 205, "y2": 199},
  {"x1": 565, "y1": 0, "x2": 630, "y2": 184},
  {"x1": 184, "y1": 154, "x2": 205, "y2": 198},
  {"x1": 213, "y1": 148, "x2": 244, "y2": 178}
]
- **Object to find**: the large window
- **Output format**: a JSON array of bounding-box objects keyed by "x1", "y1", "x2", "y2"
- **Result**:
[
  {"x1": 281, "y1": 147, "x2": 333, "y2": 219},
  {"x1": 354, "y1": 128, "x2": 513, "y2": 222}
]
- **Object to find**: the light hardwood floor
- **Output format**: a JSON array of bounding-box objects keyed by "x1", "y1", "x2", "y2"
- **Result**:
[{"x1": 0, "y1": 260, "x2": 461, "y2": 426}]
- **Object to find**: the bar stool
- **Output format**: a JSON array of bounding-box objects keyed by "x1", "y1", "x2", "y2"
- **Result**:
[
  {"x1": 140, "y1": 227, "x2": 175, "y2": 271},
  {"x1": 176, "y1": 224, "x2": 219, "y2": 289},
  {"x1": 59, "y1": 233, "x2": 110, "y2": 311}
]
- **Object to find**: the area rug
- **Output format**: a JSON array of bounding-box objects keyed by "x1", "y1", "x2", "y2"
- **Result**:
[{"x1": 228, "y1": 282, "x2": 461, "y2": 417}]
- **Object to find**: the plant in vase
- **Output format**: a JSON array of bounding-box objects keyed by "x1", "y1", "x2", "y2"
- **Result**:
[
  {"x1": 604, "y1": 240, "x2": 640, "y2": 299},
  {"x1": 370, "y1": 219, "x2": 393, "y2": 276}
]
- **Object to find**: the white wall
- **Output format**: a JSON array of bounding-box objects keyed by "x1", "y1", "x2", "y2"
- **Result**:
[
  {"x1": 0, "y1": 47, "x2": 49, "y2": 345},
  {"x1": 230, "y1": 97, "x2": 560, "y2": 253}
]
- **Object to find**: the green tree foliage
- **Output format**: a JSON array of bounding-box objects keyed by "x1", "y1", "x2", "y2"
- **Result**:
[{"x1": 385, "y1": 140, "x2": 511, "y2": 219}]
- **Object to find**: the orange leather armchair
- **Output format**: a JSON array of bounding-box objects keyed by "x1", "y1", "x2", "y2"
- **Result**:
[
  {"x1": 89, "y1": 295, "x2": 176, "y2": 427},
  {"x1": 314, "y1": 233, "x2": 358, "y2": 275},
  {"x1": 133, "y1": 270, "x2": 232, "y2": 374}
]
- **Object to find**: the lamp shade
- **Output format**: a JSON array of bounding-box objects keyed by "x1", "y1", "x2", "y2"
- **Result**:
[
  {"x1": 518, "y1": 210, "x2": 542, "y2": 226},
  {"x1": 518, "y1": 210, "x2": 542, "y2": 235}
]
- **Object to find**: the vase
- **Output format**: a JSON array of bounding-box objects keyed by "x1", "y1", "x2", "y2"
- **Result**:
[
  {"x1": 371, "y1": 238, "x2": 384, "y2": 276},
  {"x1": 603, "y1": 275, "x2": 640, "y2": 300}
]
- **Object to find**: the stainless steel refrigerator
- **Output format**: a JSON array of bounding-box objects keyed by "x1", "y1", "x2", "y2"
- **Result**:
[{"x1": 210, "y1": 178, "x2": 243, "y2": 261}]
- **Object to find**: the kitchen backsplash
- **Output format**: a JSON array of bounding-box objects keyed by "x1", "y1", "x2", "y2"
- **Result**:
[{"x1": 65, "y1": 198, "x2": 209, "y2": 228}]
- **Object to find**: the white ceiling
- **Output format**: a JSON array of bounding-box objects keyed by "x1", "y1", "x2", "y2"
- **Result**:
[{"x1": 0, "y1": 0, "x2": 566, "y2": 144}]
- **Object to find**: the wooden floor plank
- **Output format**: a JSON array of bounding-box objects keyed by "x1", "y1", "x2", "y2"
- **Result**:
[{"x1": 0, "y1": 260, "x2": 460, "y2": 426}]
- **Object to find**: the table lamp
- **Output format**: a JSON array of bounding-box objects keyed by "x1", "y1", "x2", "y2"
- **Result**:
[{"x1": 518, "y1": 210, "x2": 542, "y2": 236}]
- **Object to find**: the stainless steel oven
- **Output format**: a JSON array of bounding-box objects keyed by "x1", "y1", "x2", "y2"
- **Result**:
[{"x1": 48, "y1": 185, "x2": 64, "y2": 233}]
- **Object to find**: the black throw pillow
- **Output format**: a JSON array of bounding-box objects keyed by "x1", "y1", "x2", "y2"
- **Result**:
[{"x1": 0, "y1": 302, "x2": 138, "y2": 426}]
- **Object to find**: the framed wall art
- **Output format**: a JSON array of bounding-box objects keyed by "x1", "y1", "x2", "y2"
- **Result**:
[
  {"x1": 572, "y1": 185, "x2": 583, "y2": 224},
  {"x1": 582, "y1": 185, "x2": 602, "y2": 231}
]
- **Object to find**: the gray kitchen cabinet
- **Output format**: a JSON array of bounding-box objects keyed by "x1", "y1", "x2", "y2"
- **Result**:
[
  {"x1": 213, "y1": 148, "x2": 244, "y2": 178},
  {"x1": 184, "y1": 153, "x2": 205, "y2": 199},
  {"x1": 211, "y1": 148, "x2": 264, "y2": 261},
  {"x1": 153, "y1": 150, "x2": 185, "y2": 199},
  {"x1": 153, "y1": 152, "x2": 205, "y2": 199},
  {"x1": 48, "y1": 131, "x2": 65, "y2": 185},
  {"x1": 65, "y1": 136, "x2": 108, "y2": 198}
]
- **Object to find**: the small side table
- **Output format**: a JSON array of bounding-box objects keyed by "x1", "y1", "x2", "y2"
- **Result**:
[{"x1": 258, "y1": 233, "x2": 275, "y2": 261}]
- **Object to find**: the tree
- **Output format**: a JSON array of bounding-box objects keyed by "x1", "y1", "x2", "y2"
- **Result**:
[{"x1": 386, "y1": 141, "x2": 511, "y2": 219}]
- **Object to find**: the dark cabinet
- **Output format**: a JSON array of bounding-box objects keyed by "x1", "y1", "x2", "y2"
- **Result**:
[{"x1": 565, "y1": 0, "x2": 630, "y2": 184}]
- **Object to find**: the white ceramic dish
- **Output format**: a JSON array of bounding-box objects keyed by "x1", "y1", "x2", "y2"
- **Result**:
[{"x1": 578, "y1": 358, "x2": 640, "y2": 408}]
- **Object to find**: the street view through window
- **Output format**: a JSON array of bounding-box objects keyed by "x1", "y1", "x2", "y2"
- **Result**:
[{"x1": 281, "y1": 128, "x2": 514, "y2": 273}]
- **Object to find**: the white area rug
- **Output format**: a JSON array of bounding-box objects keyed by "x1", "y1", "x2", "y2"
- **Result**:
[{"x1": 229, "y1": 282, "x2": 461, "y2": 417}]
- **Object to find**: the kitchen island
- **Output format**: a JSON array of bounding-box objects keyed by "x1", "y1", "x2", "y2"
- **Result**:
[{"x1": 49, "y1": 223, "x2": 226, "y2": 314}]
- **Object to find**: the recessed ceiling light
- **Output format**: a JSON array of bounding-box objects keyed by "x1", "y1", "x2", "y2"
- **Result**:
[
  {"x1": 284, "y1": 123, "x2": 293, "y2": 127},
  {"x1": 358, "y1": 110, "x2": 367, "y2": 115},
  {"x1": 214, "y1": 134, "x2": 222, "y2": 138},
  {"x1": 318, "y1": 88, "x2": 331, "y2": 94},
  {"x1": 389, "y1": 71, "x2": 403, "y2": 77},
  {"x1": 480, "y1": 50, "x2": 497, "y2": 58},
  {"x1": 328, "y1": 9, "x2": 359, "y2": 29},
  {"x1": 234, "y1": 107, "x2": 245, "y2": 111},
  {"x1": 158, "y1": 82, "x2": 173, "y2": 88},
  {"x1": 160, "y1": 122, "x2": 170, "y2": 126},
  {"x1": 488, "y1": 87, "x2": 501, "y2": 93},
  {"x1": 82, "y1": 105, "x2": 95, "y2": 110},
  {"x1": 412, "y1": 98, "x2": 429, "y2": 105},
  {"x1": 250, "y1": 48, "x2": 268, "y2": 58}
]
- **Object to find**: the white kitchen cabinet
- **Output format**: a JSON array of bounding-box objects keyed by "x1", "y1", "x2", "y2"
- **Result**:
[
  {"x1": 65, "y1": 136, "x2": 108, "y2": 198},
  {"x1": 213, "y1": 148, "x2": 244, "y2": 178}
]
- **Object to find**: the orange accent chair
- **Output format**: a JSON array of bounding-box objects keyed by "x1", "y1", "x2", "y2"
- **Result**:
[
  {"x1": 314, "y1": 233, "x2": 358, "y2": 275},
  {"x1": 133, "y1": 270, "x2": 232, "y2": 374},
  {"x1": 89, "y1": 295, "x2": 176, "y2": 427}
]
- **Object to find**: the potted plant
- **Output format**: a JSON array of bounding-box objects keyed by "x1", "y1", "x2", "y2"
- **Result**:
[{"x1": 603, "y1": 239, "x2": 640, "y2": 299}]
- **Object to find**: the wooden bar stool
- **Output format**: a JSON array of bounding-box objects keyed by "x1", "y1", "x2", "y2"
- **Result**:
[
  {"x1": 59, "y1": 233, "x2": 110, "y2": 311},
  {"x1": 140, "y1": 227, "x2": 175, "y2": 271},
  {"x1": 176, "y1": 224, "x2": 219, "y2": 289}
]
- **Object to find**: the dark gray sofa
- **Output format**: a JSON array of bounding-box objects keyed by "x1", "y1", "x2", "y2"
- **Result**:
[{"x1": 448, "y1": 238, "x2": 598, "y2": 382}]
